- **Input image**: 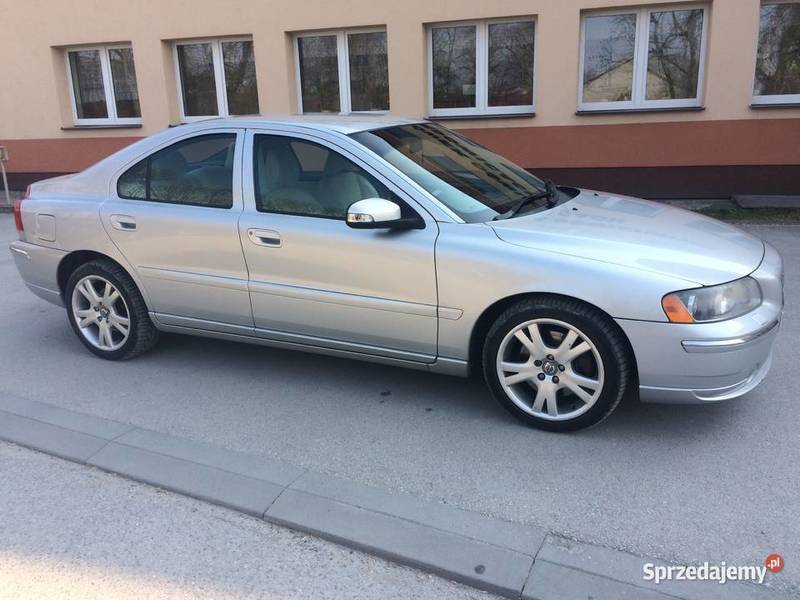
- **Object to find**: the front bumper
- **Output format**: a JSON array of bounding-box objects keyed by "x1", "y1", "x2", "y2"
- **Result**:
[{"x1": 616, "y1": 242, "x2": 783, "y2": 404}]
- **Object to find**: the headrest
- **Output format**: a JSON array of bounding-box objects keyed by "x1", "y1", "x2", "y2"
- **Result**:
[
  {"x1": 151, "y1": 151, "x2": 187, "y2": 180},
  {"x1": 322, "y1": 151, "x2": 353, "y2": 177},
  {"x1": 262, "y1": 144, "x2": 300, "y2": 188}
]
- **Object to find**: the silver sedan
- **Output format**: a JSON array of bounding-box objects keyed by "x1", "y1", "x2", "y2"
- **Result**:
[{"x1": 9, "y1": 117, "x2": 783, "y2": 431}]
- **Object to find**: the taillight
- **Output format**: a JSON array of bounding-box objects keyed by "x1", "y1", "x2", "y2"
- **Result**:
[{"x1": 13, "y1": 186, "x2": 29, "y2": 235}]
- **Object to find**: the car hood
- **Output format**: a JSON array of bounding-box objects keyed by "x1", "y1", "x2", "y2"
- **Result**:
[{"x1": 490, "y1": 190, "x2": 765, "y2": 286}]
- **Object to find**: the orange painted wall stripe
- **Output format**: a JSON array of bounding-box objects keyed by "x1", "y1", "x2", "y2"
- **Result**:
[
  {"x1": 0, "y1": 137, "x2": 142, "y2": 173},
  {"x1": 1, "y1": 118, "x2": 799, "y2": 174},
  {"x1": 462, "y1": 118, "x2": 800, "y2": 169}
]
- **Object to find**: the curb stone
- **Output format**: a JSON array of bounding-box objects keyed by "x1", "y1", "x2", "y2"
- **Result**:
[{"x1": 734, "y1": 195, "x2": 800, "y2": 209}]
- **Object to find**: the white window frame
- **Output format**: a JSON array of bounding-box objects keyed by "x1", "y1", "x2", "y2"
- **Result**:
[
  {"x1": 65, "y1": 44, "x2": 142, "y2": 126},
  {"x1": 577, "y1": 4, "x2": 709, "y2": 112},
  {"x1": 427, "y1": 17, "x2": 537, "y2": 118},
  {"x1": 752, "y1": 0, "x2": 800, "y2": 106},
  {"x1": 294, "y1": 27, "x2": 389, "y2": 115},
  {"x1": 173, "y1": 36, "x2": 258, "y2": 122}
]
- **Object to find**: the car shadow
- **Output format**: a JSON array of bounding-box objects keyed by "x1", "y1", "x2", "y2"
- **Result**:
[
  {"x1": 149, "y1": 331, "x2": 736, "y2": 437},
  {"x1": 151, "y1": 331, "x2": 504, "y2": 417}
]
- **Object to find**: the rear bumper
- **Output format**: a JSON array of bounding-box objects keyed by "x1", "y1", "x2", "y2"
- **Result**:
[
  {"x1": 9, "y1": 240, "x2": 65, "y2": 306},
  {"x1": 617, "y1": 242, "x2": 783, "y2": 404}
]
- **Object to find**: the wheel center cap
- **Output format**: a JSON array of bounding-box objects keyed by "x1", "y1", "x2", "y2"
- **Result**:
[{"x1": 542, "y1": 360, "x2": 557, "y2": 376}]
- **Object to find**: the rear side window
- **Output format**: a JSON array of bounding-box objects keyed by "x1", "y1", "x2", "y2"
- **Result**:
[{"x1": 117, "y1": 133, "x2": 236, "y2": 208}]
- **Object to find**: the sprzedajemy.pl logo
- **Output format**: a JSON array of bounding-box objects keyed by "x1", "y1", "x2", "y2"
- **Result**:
[{"x1": 643, "y1": 554, "x2": 784, "y2": 585}]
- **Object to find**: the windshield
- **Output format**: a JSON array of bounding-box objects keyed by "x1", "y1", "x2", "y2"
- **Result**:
[{"x1": 351, "y1": 122, "x2": 555, "y2": 223}]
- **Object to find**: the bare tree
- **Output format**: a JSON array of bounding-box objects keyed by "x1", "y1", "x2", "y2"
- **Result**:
[
  {"x1": 755, "y1": 3, "x2": 800, "y2": 95},
  {"x1": 646, "y1": 9, "x2": 703, "y2": 100}
]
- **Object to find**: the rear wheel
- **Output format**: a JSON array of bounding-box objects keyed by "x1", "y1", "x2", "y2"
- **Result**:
[
  {"x1": 65, "y1": 259, "x2": 159, "y2": 360},
  {"x1": 483, "y1": 296, "x2": 631, "y2": 432}
]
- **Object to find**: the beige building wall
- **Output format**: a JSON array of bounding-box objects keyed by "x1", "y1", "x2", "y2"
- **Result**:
[{"x1": 1, "y1": 0, "x2": 799, "y2": 196}]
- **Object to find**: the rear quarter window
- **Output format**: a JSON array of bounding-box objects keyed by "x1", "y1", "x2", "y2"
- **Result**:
[{"x1": 117, "y1": 159, "x2": 147, "y2": 200}]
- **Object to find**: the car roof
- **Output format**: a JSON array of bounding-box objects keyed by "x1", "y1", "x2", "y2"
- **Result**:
[{"x1": 181, "y1": 114, "x2": 426, "y2": 135}]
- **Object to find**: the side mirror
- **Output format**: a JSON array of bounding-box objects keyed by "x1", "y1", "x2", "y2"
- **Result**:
[{"x1": 346, "y1": 198, "x2": 423, "y2": 230}]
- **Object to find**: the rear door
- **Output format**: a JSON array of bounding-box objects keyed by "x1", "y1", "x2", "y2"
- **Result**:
[{"x1": 101, "y1": 128, "x2": 252, "y2": 332}]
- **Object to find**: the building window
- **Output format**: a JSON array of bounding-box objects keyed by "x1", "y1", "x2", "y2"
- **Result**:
[
  {"x1": 428, "y1": 18, "x2": 536, "y2": 117},
  {"x1": 579, "y1": 6, "x2": 708, "y2": 112},
  {"x1": 753, "y1": 1, "x2": 800, "y2": 105},
  {"x1": 295, "y1": 28, "x2": 389, "y2": 113},
  {"x1": 174, "y1": 38, "x2": 259, "y2": 121},
  {"x1": 66, "y1": 45, "x2": 141, "y2": 125}
]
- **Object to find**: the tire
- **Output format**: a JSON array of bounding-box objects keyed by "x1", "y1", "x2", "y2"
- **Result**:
[
  {"x1": 65, "y1": 259, "x2": 159, "y2": 360},
  {"x1": 482, "y1": 296, "x2": 631, "y2": 432}
]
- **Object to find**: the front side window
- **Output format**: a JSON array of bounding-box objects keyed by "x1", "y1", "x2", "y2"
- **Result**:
[
  {"x1": 579, "y1": 6, "x2": 707, "y2": 111},
  {"x1": 352, "y1": 122, "x2": 554, "y2": 223},
  {"x1": 66, "y1": 45, "x2": 141, "y2": 125},
  {"x1": 296, "y1": 29, "x2": 389, "y2": 113},
  {"x1": 118, "y1": 134, "x2": 236, "y2": 208},
  {"x1": 753, "y1": 1, "x2": 800, "y2": 104},
  {"x1": 253, "y1": 134, "x2": 394, "y2": 218},
  {"x1": 429, "y1": 18, "x2": 535, "y2": 117},
  {"x1": 175, "y1": 38, "x2": 259, "y2": 120}
]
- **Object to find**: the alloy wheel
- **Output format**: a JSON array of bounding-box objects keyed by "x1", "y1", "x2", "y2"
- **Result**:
[
  {"x1": 495, "y1": 318, "x2": 604, "y2": 421},
  {"x1": 70, "y1": 275, "x2": 131, "y2": 351}
]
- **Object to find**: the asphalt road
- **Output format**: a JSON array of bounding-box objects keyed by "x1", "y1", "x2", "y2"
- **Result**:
[
  {"x1": 0, "y1": 441, "x2": 496, "y2": 599},
  {"x1": 2, "y1": 215, "x2": 798, "y2": 594}
]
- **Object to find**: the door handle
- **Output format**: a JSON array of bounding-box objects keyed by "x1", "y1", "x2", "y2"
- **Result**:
[
  {"x1": 110, "y1": 214, "x2": 137, "y2": 231},
  {"x1": 248, "y1": 228, "x2": 282, "y2": 248}
]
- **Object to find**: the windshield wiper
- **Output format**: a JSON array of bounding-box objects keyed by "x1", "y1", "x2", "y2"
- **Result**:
[{"x1": 493, "y1": 179, "x2": 558, "y2": 220}]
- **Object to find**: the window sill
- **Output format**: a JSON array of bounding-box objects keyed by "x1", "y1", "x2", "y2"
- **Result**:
[
  {"x1": 576, "y1": 106, "x2": 704, "y2": 115},
  {"x1": 427, "y1": 112, "x2": 535, "y2": 121},
  {"x1": 750, "y1": 102, "x2": 800, "y2": 109},
  {"x1": 62, "y1": 124, "x2": 143, "y2": 130}
]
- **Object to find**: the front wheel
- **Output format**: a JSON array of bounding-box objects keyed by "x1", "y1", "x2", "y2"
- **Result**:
[
  {"x1": 65, "y1": 259, "x2": 159, "y2": 360},
  {"x1": 483, "y1": 296, "x2": 632, "y2": 432}
]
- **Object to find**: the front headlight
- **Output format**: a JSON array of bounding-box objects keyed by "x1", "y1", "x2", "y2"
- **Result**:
[{"x1": 662, "y1": 277, "x2": 762, "y2": 323}]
